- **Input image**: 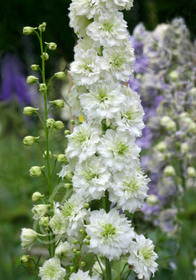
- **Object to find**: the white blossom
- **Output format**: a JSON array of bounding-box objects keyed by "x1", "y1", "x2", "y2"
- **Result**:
[
  {"x1": 70, "y1": 269, "x2": 93, "y2": 280},
  {"x1": 21, "y1": 228, "x2": 37, "y2": 250},
  {"x1": 39, "y1": 257, "x2": 66, "y2": 280}
]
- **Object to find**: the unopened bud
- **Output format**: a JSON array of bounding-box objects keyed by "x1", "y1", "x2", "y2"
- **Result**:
[
  {"x1": 57, "y1": 154, "x2": 67, "y2": 163},
  {"x1": 188, "y1": 121, "x2": 196, "y2": 133},
  {"x1": 54, "y1": 121, "x2": 64, "y2": 130},
  {"x1": 32, "y1": 192, "x2": 44, "y2": 203},
  {"x1": 20, "y1": 255, "x2": 31, "y2": 263},
  {"x1": 72, "y1": 248, "x2": 77, "y2": 253},
  {"x1": 41, "y1": 52, "x2": 49, "y2": 61},
  {"x1": 49, "y1": 99, "x2": 65, "y2": 108},
  {"x1": 26, "y1": 75, "x2": 38, "y2": 85},
  {"x1": 64, "y1": 130, "x2": 71, "y2": 135},
  {"x1": 187, "y1": 167, "x2": 196, "y2": 178},
  {"x1": 43, "y1": 150, "x2": 52, "y2": 159},
  {"x1": 81, "y1": 261, "x2": 86, "y2": 267},
  {"x1": 71, "y1": 120, "x2": 75, "y2": 125},
  {"x1": 21, "y1": 228, "x2": 37, "y2": 249},
  {"x1": 163, "y1": 165, "x2": 176, "y2": 177},
  {"x1": 85, "y1": 240, "x2": 90, "y2": 245},
  {"x1": 181, "y1": 143, "x2": 189, "y2": 154},
  {"x1": 29, "y1": 166, "x2": 45, "y2": 177},
  {"x1": 160, "y1": 116, "x2": 176, "y2": 132},
  {"x1": 39, "y1": 83, "x2": 47, "y2": 93},
  {"x1": 86, "y1": 235, "x2": 91, "y2": 240},
  {"x1": 146, "y1": 195, "x2": 159, "y2": 206},
  {"x1": 54, "y1": 72, "x2": 66, "y2": 79},
  {"x1": 32, "y1": 204, "x2": 49, "y2": 220},
  {"x1": 189, "y1": 87, "x2": 196, "y2": 96},
  {"x1": 169, "y1": 70, "x2": 179, "y2": 81},
  {"x1": 47, "y1": 42, "x2": 57, "y2": 51},
  {"x1": 23, "y1": 136, "x2": 39, "y2": 146},
  {"x1": 84, "y1": 203, "x2": 89, "y2": 209},
  {"x1": 46, "y1": 118, "x2": 55, "y2": 128},
  {"x1": 39, "y1": 216, "x2": 49, "y2": 227},
  {"x1": 23, "y1": 26, "x2": 35, "y2": 35},
  {"x1": 38, "y1": 22, "x2": 47, "y2": 32},
  {"x1": 64, "y1": 183, "x2": 72, "y2": 189},
  {"x1": 73, "y1": 239, "x2": 79, "y2": 245},
  {"x1": 156, "y1": 141, "x2": 167, "y2": 153},
  {"x1": 31, "y1": 64, "x2": 39, "y2": 71},
  {"x1": 23, "y1": 106, "x2": 39, "y2": 116}
]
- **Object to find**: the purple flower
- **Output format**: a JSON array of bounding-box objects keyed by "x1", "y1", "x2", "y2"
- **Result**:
[{"x1": 0, "y1": 53, "x2": 32, "y2": 105}]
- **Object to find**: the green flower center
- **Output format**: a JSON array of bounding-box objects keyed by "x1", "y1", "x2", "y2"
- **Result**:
[
  {"x1": 141, "y1": 246, "x2": 154, "y2": 260},
  {"x1": 124, "y1": 178, "x2": 139, "y2": 192},
  {"x1": 102, "y1": 22, "x2": 113, "y2": 32},
  {"x1": 110, "y1": 55, "x2": 124, "y2": 69},
  {"x1": 98, "y1": 88, "x2": 109, "y2": 103},
  {"x1": 81, "y1": 63, "x2": 93, "y2": 73},
  {"x1": 115, "y1": 140, "x2": 129, "y2": 155},
  {"x1": 62, "y1": 202, "x2": 74, "y2": 218},
  {"x1": 72, "y1": 130, "x2": 89, "y2": 144},
  {"x1": 101, "y1": 223, "x2": 116, "y2": 238},
  {"x1": 82, "y1": 169, "x2": 99, "y2": 181}
]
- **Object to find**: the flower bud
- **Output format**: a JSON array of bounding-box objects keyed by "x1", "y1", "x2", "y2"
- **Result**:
[
  {"x1": 85, "y1": 240, "x2": 90, "y2": 245},
  {"x1": 86, "y1": 235, "x2": 91, "y2": 240},
  {"x1": 26, "y1": 75, "x2": 38, "y2": 85},
  {"x1": 163, "y1": 165, "x2": 176, "y2": 177},
  {"x1": 23, "y1": 136, "x2": 39, "y2": 146},
  {"x1": 169, "y1": 70, "x2": 179, "y2": 81},
  {"x1": 41, "y1": 52, "x2": 49, "y2": 61},
  {"x1": 72, "y1": 248, "x2": 77, "y2": 253},
  {"x1": 81, "y1": 261, "x2": 86, "y2": 267},
  {"x1": 155, "y1": 141, "x2": 167, "y2": 153},
  {"x1": 31, "y1": 64, "x2": 39, "y2": 71},
  {"x1": 187, "y1": 167, "x2": 196, "y2": 178},
  {"x1": 188, "y1": 121, "x2": 196, "y2": 133},
  {"x1": 32, "y1": 204, "x2": 49, "y2": 220},
  {"x1": 20, "y1": 255, "x2": 31, "y2": 263},
  {"x1": 39, "y1": 216, "x2": 49, "y2": 227},
  {"x1": 46, "y1": 118, "x2": 55, "y2": 128},
  {"x1": 43, "y1": 150, "x2": 52, "y2": 159},
  {"x1": 38, "y1": 22, "x2": 47, "y2": 32},
  {"x1": 57, "y1": 154, "x2": 67, "y2": 163},
  {"x1": 32, "y1": 192, "x2": 44, "y2": 203},
  {"x1": 23, "y1": 106, "x2": 39, "y2": 116},
  {"x1": 189, "y1": 87, "x2": 196, "y2": 96},
  {"x1": 29, "y1": 166, "x2": 44, "y2": 177},
  {"x1": 47, "y1": 42, "x2": 57, "y2": 51},
  {"x1": 146, "y1": 195, "x2": 159, "y2": 206},
  {"x1": 84, "y1": 203, "x2": 89, "y2": 209},
  {"x1": 54, "y1": 72, "x2": 66, "y2": 79},
  {"x1": 64, "y1": 183, "x2": 72, "y2": 189},
  {"x1": 71, "y1": 120, "x2": 75, "y2": 125},
  {"x1": 54, "y1": 121, "x2": 64, "y2": 130},
  {"x1": 160, "y1": 116, "x2": 176, "y2": 132},
  {"x1": 21, "y1": 228, "x2": 37, "y2": 249},
  {"x1": 64, "y1": 130, "x2": 71, "y2": 135},
  {"x1": 49, "y1": 99, "x2": 65, "y2": 108},
  {"x1": 23, "y1": 26, "x2": 35, "y2": 35},
  {"x1": 181, "y1": 143, "x2": 189, "y2": 154},
  {"x1": 39, "y1": 83, "x2": 47, "y2": 93}
]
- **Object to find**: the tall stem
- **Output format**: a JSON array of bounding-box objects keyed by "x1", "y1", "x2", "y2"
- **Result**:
[{"x1": 104, "y1": 190, "x2": 112, "y2": 280}]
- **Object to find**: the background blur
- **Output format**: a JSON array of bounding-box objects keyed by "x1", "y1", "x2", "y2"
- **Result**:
[{"x1": 0, "y1": 0, "x2": 196, "y2": 279}]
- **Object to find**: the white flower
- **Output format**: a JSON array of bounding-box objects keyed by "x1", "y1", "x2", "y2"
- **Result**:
[
  {"x1": 98, "y1": 129, "x2": 140, "y2": 171},
  {"x1": 70, "y1": 269, "x2": 92, "y2": 280},
  {"x1": 68, "y1": 85, "x2": 87, "y2": 117},
  {"x1": 86, "y1": 209, "x2": 135, "y2": 260},
  {"x1": 103, "y1": 0, "x2": 134, "y2": 10},
  {"x1": 39, "y1": 257, "x2": 66, "y2": 280},
  {"x1": 70, "y1": 49, "x2": 102, "y2": 86},
  {"x1": 72, "y1": 156, "x2": 111, "y2": 200},
  {"x1": 110, "y1": 170, "x2": 149, "y2": 212},
  {"x1": 79, "y1": 82, "x2": 125, "y2": 121},
  {"x1": 103, "y1": 42, "x2": 135, "y2": 82},
  {"x1": 61, "y1": 194, "x2": 88, "y2": 237},
  {"x1": 128, "y1": 234, "x2": 158, "y2": 280},
  {"x1": 86, "y1": 11, "x2": 128, "y2": 47},
  {"x1": 66, "y1": 122, "x2": 100, "y2": 163},
  {"x1": 55, "y1": 241, "x2": 74, "y2": 265},
  {"x1": 70, "y1": 0, "x2": 101, "y2": 19},
  {"x1": 49, "y1": 211, "x2": 66, "y2": 235},
  {"x1": 21, "y1": 228, "x2": 37, "y2": 250},
  {"x1": 32, "y1": 204, "x2": 50, "y2": 220}
]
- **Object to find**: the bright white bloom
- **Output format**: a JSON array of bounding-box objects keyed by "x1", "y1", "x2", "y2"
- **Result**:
[
  {"x1": 49, "y1": 211, "x2": 66, "y2": 235},
  {"x1": 86, "y1": 12, "x2": 128, "y2": 47},
  {"x1": 128, "y1": 234, "x2": 158, "y2": 280},
  {"x1": 21, "y1": 228, "x2": 37, "y2": 250},
  {"x1": 61, "y1": 194, "x2": 88, "y2": 236},
  {"x1": 68, "y1": 85, "x2": 87, "y2": 117},
  {"x1": 72, "y1": 156, "x2": 111, "y2": 200},
  {"x1": 86, "y1": 209, "x2": 135, "y2": 260},
  {"x1": 70, "y1": 0, "x2": 101, "y2": 19},
  {"x1": 103, "y1": 42, "x2": 134, "y2": 82},
  {"x1": 39, "y1": 257, "x2": 66, "y2": 280},
  {"x1": 70, "y1": 270, "x2": 93, "y2": 280},
  {"x1": 103, "y1": 0, "x2": 134, "y2": 10},
  {"x1": 66, "y1": 122, "x2": 100, "y2": 163},
  {"x1": 110, "y1": 170, "x2": 149, "y2": 212},
  {"x1": 32, "y1": 204, "x2": 49, "y2": 220},
  {"x1": 79, "y1": 82, "x2": 125, "y2": 121},
  {"x1": 98, "y1": 129, "x2": 140, "y2": 171},
  {"x1": 55, "y1": 241, "x2": 74, "y2": 265},
  {"x1": 70, "y1": 49, "x2": 103, "y2": 86}
]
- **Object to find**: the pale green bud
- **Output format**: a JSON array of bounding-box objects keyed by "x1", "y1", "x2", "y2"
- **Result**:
[
  {"x1": 76, "y1": 250, "x2": 81, "y2": 255},
  {"x1": 23, "y1": 106, "x2": 39, "y2": 116},
  {"x1": 84, "y1": 203, "x2": 89, "y2": 209},
  {"x1": 32, "y1": 192, "x2": 44, "y2": 203},
  {"x1": 146, "y1": 195, "x2": 159, "y2": 206},
  {"x1": 20, "y1": 255, "x2": 31, "y2": 263},
  {"x1": 54, "y1": 71, "x2": 66, "y2": 79},
  {"x1": 64, "y1": 183, "x2": 72, "y2": 189},
  {"x1": 80, "y1": 229, "x2": 84, "y2": 234},
  {"x1": 38, "y1": 22, "x2": 47, "y2": 32},
  {"x1": 23, "y1": 136, "x2": 39, "y2": 146},
  {"x1": 47, "y1": 42, "x2": 57, "y2": 50},
  {"x1": 187, "y1": 167, "x2": 196, "y2": 178},
  {"x1": 32, "y1": 204, "x2": 49, "y2": 220},
  {"x1": 21, "y1": 228, "x2": 37, "y2": 249},
  {"x1": 81, "y1": 261, "x2": 86, "y2": 267},
  {"x1": 169, "y1": 70, "x2": 179, "y2": 81},
  {"x1": 181, "y1": 143, "x2": 189, "y2": 154},
  {"x1": 39, "y1": 216, "x2": 49, "y2": 227},
  {"x1": 29, "y1": 166, "x2": 44, "y2": 177},
  {"x1": 163, "y1": 165, "x2": 176, "y2": 177},
  {"x1": 39, "y1": 83, "x2": 47, "y2": 93},
  {"x1": 46, "y1": 118, "x2": 55, "y2": 128},
  {"x1": 54, "y1": 121, "x2": 64, "y2": 130},
  {"x1": 155, "y1": 141, "x2": 167, "y2": 153},
  {"x1": 26, "y1": 75, "x2": 38, "y2": 85},
  {"x1": 31, "y1": 64, "x2": 39, "y2": 71},
  {"x1": 41, "y1": 52, "x2": 49, "y2": 61},
  {"x1": 43, "y1": 150, "x2": 52, "y2": 159},
  {"x1": 86, "y1": 235, "x2": 91, "y2": 240},
  {"x1": 49, "y1": 99, "x2": 65, "y2": 108},
  {"x1": 72, "y1": 248, "x2": 77, "y2": 253},
  {"x1": 57, "y1": 154, "x2": 67, "y2": 163},
  {"x1": 71, "y1": 120, "x2": 75, "y2": 125},
  {"x1": 189, "y1": 87, "x2": 196, "y2": 95},
  {"x1": 188, "y1": 121, "x2": 196, "y2": 133},
  {"x1": 23, "y1": 26, "x2": 35, "y2": 35},
  {"x1": 160, "y1": 116, "x2": 176, "y2": 132},
  {"x1": 85, "y1": 240, "x2": 90, "y2": 245},
  {"x1": 64, "y1": 130, "x2": 71, "y2": 135},
  {"x1": 73, "y1": 239, "x2": 79, "y2": 245}
]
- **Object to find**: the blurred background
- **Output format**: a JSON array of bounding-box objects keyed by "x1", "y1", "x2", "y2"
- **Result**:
[{"x1": 0, "y1": 0, "x2": 196, "y2": 279}]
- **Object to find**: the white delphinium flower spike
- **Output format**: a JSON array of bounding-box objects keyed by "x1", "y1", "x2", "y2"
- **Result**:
[
  {"x1": 39, "y1": 257, "x2": 66, "y2": 280},
  {"x1": 86, "y1": 209, "x2": 135, "y2": 261},
  {"x1": 128, "y1": 234, "x2": 158, "y2": 280}
]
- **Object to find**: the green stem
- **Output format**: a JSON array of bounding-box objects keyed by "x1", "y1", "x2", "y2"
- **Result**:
[{"x1": 104, "y1": 191, "x2": 112, "y2": 280}]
